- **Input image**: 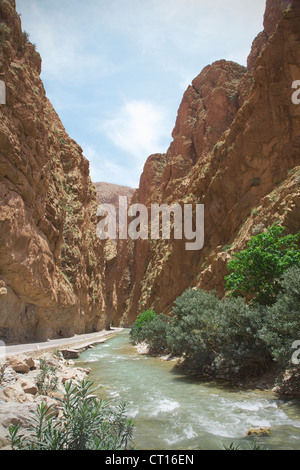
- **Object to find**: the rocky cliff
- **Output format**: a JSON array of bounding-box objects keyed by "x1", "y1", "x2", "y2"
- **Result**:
[
  {"x1": 107, "y1": 0, "x2": 300, "y2": 326},
  {"x1": 0, "y1": 0, "x2": 106, "y2": 343},
  {"x1": 0, "y1": 0, "x2": 299, "y2": 339}
]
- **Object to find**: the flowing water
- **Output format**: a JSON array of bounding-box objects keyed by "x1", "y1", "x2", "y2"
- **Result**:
[{"x1": 76, "y1": 329, "x2": 300, "y2": 450}]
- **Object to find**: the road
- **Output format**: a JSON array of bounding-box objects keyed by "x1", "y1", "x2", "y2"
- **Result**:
[{"x1": 0, "y1": 328, "x2": 123, "y2": 358}]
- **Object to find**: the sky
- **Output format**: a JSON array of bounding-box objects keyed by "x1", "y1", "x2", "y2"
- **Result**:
[{"x1": 16, "y1": 0, "x2": 266, "y2": 188}]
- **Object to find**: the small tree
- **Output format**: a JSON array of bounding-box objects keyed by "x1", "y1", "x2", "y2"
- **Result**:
[{"x1": 225, "y1": 225, "x2": 300, "y2": 305}]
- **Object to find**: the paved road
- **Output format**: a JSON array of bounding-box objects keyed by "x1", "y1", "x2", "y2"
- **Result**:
[{"x1": 1, "y1": 328, "x2": 123, "y2": 357}]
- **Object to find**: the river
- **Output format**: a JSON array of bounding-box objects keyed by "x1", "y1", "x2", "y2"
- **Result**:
[{"x1": 75, "y1": 329, "x2": 300, "y2": 450}]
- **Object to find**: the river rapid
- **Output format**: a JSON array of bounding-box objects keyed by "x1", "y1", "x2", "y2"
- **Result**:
[{"x1": 76, "y1": 330, "x2": 300, "y2": 450}]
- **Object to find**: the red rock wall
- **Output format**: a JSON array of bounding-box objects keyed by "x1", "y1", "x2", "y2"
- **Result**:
[
  {"x1": 107, "y1": 1, "x2": 300, "y2": 326},
  {"x1": 0, "y1": 0, "x2": 107, "y2": 342}
]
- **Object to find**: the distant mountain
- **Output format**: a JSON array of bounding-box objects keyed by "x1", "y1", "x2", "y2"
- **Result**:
[{"x1": 93, "y1": 182, "x2": 136, "y2": 207}]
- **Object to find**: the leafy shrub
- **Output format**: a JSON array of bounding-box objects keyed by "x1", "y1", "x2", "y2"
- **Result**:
[
  {"x1": 166, "y1": 289, "x2": 219, "y2": 372},
  {"x1": 134, "y1": 314, "x2": 169, "y2": 355},
  {"x1": 167, "y1": 289, "x2": 270, "y2": 377},
  {"x1": 129, "y1": 228, "x2": 300, "y2": 380},
  {"x1": 258, "y1": 266, "x2": 300, "y2": 364},
  {"x1": 8, "y1": 379, "x2": 134, "y2": 450},
  {"x1": 225, "y1": 225, "x2": 300, "y2": 305},
  {"x1": 35, "y1": 359, "x2": 58, "y2": 395},
  {"x1": 210, "y1": 297, "x2": 270, "y2": 377},
  {"x1": 0, "y1": 364, "x2": 6, "y2": 385},
  {"x1": 22, "y1": 31, "x2": 30, "y2": 44},
  {"x1": 130, "y1": 309, "x2": 157, "y2": 344}
]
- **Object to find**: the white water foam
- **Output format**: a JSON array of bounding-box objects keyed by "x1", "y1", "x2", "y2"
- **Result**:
[{"x1": 150, "y1": 398, "x2": 180, "y2": 417}]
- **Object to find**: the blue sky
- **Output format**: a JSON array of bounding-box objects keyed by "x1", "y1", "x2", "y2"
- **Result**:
[{"x1": 16, "y1": 0, "x2": 266, "y2": 188}]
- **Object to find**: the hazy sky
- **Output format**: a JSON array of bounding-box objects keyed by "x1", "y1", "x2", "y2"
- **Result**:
[{"x1": 16, "y1": 0, "x2": 266, "y2": 188}]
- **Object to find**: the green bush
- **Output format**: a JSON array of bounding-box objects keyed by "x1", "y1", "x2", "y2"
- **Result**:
[
  {"x1": 211, "y1": 297, "x2": 270, "y2": 377},
  {"x1": 134, "y1": 313, "x2": 169, "y2": 354},
  {"x1": 166, "y1": 289, "x2": 270, "y2": 377},
  {"x1": 8, "y1": 379, "x2": 134, "y2": 450},
  {"x1": 258, "y1": 266, "x2": 300, "y2": 364},
  {"x1": 166, "y1": 289, "x2": 219, "y2": 372},
  {"x1": 128, "y1": 228, "x2": 300, "y2": 380},
  {"x1": 225, "y1": 225, "x2": 300, "y2": 305},
  {"x1": 35, "y1": 359, "x2": 58, "y2": 396},
  {"x1": 130, "y1": 309, "x2": 157, "y2": 344}
]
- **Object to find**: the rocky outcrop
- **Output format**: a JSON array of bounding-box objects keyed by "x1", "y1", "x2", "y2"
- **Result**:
[
  {"x1": 0, "y1": 0, "x2": 107, "y2": 343},
  {"x1": 107, "y1": 0, "x2": 300, "y2": 326}
]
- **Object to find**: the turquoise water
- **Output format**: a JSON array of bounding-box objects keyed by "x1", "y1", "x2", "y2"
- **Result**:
[{"x1": 76, "y1": 330, "x2": 300, "y2": 450}]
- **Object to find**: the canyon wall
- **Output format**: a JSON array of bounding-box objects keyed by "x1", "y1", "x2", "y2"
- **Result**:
[
  {"x1": 0, "y1": 0, "x2": 107, "y2": 343},
  {"x1": 107, "y1": 0, "x2": 300, "y2": 326},
  {"x1": 0, "y1": 0, "x2": 299, "y2": 339}
]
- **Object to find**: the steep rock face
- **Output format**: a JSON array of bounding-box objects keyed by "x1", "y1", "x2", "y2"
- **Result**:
[
  {"x1": 108, "y1": 0, "x2": 300, "y2": 326},
  {"x1": 0, "y1": 0, "x2": 106, "y2": 342},
  {"x1": 105, "y1": 154, "x2": 167, "y2": 326},
  {"x1": 94, "y1": 181, "x2": 136, "y2": 267},
  {"x1": 162, "y1": 61, "x2": 247, "y2": 199}
]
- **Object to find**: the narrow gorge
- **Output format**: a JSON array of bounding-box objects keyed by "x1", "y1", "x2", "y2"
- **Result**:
[{"x1": 0, "y1": 0, "x2": 300, "y2": 452}]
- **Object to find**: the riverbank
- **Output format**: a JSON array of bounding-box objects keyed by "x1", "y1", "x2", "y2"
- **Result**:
[
  {"x1": 134, "y1": 341, "x2": 300, "y2": 400},
  {"x1": 0, "y1": 328, "x2": 122, "y2": 449}
]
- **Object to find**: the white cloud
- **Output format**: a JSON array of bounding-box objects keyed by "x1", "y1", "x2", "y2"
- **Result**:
[
  {"x1": 16, "y1": 0, "x2": 266, "y2": 188},
  {"x1": 102, "y1": 100, "x2": 171, "y2": 165},
  {"x1": 17, "y1": 1, "x2": 115, "y2": 82},
  {"x1": 84, "y1": 100, "x2": 172, "y2": 187},
  {"x1": 83, "y1": 145, "x2": 140, "y2": 188}
]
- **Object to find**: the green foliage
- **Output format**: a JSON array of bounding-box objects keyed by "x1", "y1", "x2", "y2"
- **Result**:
[
  {"x1": 0, "y1": 364, "x2": 6, "y2": 385},
  {"x1": 22, "y1": 30, "x2": 30, "y2": 44},
  {"x1": 166, "y1": 289, "x2": 219, "y2": 371},
  {"x1": 225, "y1": 225, "x2": 300, "y2": 305},
  {"x1": 258, "y1": 266, "x2": 300, "y2": 364},
  {"x1": 130, "y1": 227, "x2": 300, "y2": 379},
  {"x1": 134, "y1": 314, "x2": 169, "y2": 355},
  {"x1": 35, "y1": 359, "x2": 58, "y2": 395},
  {"x1": 8, "y1": 379, "x2": 134, "y2": 450},
  {"x1": 212, "y1": 298, "x2": 270, "y2": 376},
  {"x1": 130, "y1": 309, "x2": 157, "y2": 344},
  {"x1": 167, "y1": 289, "x2": 270, "y2": 377},
  {"x1": 221, "y1": 440, "x2": 268, "y2": 450}
]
